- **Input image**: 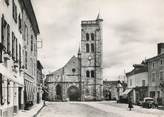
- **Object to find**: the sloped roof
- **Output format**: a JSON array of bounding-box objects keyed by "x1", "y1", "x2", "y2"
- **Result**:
[
  {"x1": 19, "y1": 0, "x2": 40, "y2": 35},
  {"x1": 126, "y1": 64, "x2": 148, "y2": 77}
]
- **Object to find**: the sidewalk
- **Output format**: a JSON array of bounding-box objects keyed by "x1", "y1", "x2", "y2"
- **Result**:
[{"x1": 14, "y1": 102, "x2": 44, "y2": 117}]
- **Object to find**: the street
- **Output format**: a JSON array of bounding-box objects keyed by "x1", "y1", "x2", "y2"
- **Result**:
[{"x1": 37, "y1": 101, "x2": 164, "y2": 117}]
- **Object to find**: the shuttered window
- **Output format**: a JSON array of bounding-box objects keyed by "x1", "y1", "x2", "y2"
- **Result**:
[
  {"x1": 0, "y1": 73, "x2": 2, "y2": 105},
  {"x1": 12, "y1": 0, "x2": 17, "y2": 23},
  {"x1": 19, "y1": 44, "x2": 21, "y2": 67},
  {"x1": 7, "y1": 24, "x2": 10, "y2": 54},
  {"x1": 1, "y1": 15, "x2": 8, "y2": 51},
  {"x1": 12, "y1": 32, "x2": 15, "y2": 59}
]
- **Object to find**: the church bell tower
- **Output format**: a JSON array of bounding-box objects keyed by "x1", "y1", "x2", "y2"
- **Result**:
[{"x1": 80, "y1": 14, "x2": 103, "y2": 100}]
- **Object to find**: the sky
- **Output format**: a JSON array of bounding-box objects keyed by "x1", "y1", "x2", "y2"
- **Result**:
[{"x1": 32, "y1": 0, "x2": 164, "y2": 81}]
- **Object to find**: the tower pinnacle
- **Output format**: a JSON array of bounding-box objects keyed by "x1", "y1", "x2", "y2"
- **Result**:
[{"x1": 96, "y1": 12, "x2": 103, "y2": 21}]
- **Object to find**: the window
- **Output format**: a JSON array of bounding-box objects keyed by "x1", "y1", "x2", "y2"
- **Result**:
[
  {"x1": 12, "y1": 32, "x2": 15, "y2": 60},
  {"x1": 1, "y1": 14, "x2": 8, "y2": 50},
  {"x1": 160, "y1": 59, "x2": 163, "y2": 65},
  {"x1": 1, "y1": 15, "x2": 10, "y2": 54},
  {"x1": 160, "y1": 71, "x2": 164, "y2": 80},
  {"x1": 86, "y1": 33, "x2": 89, "y2": 41},
  {"x1": 2, "y1": 77, "x2": 5, "y2": 105},
  {"x1": 72, "y1": 68, "x2": 76, "y2": 73},
  {"x1": 130, "y1": 79, "x2": 132, "y2": 86},
  {"x1": 18, "y1": 14, "x2": 22, "y2": 33},
  {"x1": 7, "y1": 24, "x2": 10, "y2": 54},
  {"x1": 91, "y1": 43, "x2": 94, "y2": 52},
  {"x1": 152, "y1": 63, "x2": 155, "y2": 69},
  {"x1": 152, "y1": 73, "x2": 156, "y2": 82},
  {"x1": 5, "y1": 0, "x2": 9, "y2": 5},
  {"x1": 15, "y1": 38, "x2": 18, "y2": 61},
  {"x1": 91, "y1": 70, "x2": 95, "y2": 78},
  {"x1": 150, "y1": 91, "x2": 155, "y2": 98},
  {"x1": 7, "y1": 80, "x2": 10, "y2": 104},
  {"x1": 0, "y1": 74, "x2": 2, "y2": 105},
  {"x1": 19, "y1": 44, "x2": 21, "y2": 67},
  {"x1": 25, "y1": 51, "x2": 27, "y2": 69},
  {"x1": 12, "y1": 0, "x2": 17, "y2": 23},
  {"x1": 24, "y1": 24, "x2": 28, "y2": 43},
  {"x1": 31, "y1": 35, "x2": 33, "y2": 51},
  {"x1": 142, "y1": 80, "x2": 145, "y2": 86},
  {"x1": 91, "y1": 33, "x2": 94, "y2": 40},
  {"x1": 86, "y1": 70, "x2": 90, "y2": 77},
  {"x1": 86, "y1": 43, "x2": 89, "y2": 53},
  {"x1": 11, "y1": 32, "x2": 17, "y2": 61}
]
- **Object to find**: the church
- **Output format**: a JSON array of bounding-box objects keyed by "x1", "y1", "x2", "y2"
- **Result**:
[{"x1": 45, "y1": 14, "x2": 103, "y2": 101}]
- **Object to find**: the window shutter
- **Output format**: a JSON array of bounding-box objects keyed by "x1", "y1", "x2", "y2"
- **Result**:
[
  {"x1": 1, "y1": 15, "x2": 4, "y2": 45},
  {"x1": 16, "y1": 38, "x2": 18, "y2": 61},
  {"x1": 0, "y1": 73, "x2": 2, "y2": 105},
  {"x1": 19, "y1": 44, "x2": 21, "y2": 67},
  {"x1": 7, "y1": 24, "x2": 10, "y2": 54},
  {"x1": 12, "y1": 32, "x2": 14, "y2": 59}
]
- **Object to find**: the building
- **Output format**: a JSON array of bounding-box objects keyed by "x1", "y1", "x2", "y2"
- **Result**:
[
  {"x1": 46, "y1": 15, "x2": 103, "y2": 101},
  {"x1": 21, "y1": 0, "x2": 40, "y2": 109},
  {"x1": 0, "y1": 0, "x2": 24, "y2": 116},
  {"x1": 146, "y1": 43, "x2": 164, "y2": 105},
  {"x1": 81, "y1": 14, "x2": 103, "y2": 100},
  {"x1": 103, "y1": 81, "x2": 124, "y2": 100},
  {"x1": 46, "y1": 56, "x2": 80, "y2": 101},
  {"x1": 0, "y1": 0, "x2": 40, "y2": 116},
  {"x1": 37, "y1": 60, "x2": 43, "y2": 104},
  {"x1": 125, "y1": 63, "x2": 148, "y2": 104}
]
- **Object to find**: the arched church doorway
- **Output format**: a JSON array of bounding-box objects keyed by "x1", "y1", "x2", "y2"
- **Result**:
[
  {"x1": 67, "y1": 86, "x2": 80, "y2": 101},
  {"x1": 56, "y1": 84, "x2": 62, "y2": 101}
]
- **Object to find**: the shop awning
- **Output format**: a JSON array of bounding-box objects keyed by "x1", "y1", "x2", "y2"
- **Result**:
[{"x1": 121, "y1": 89, "x2": 132, "y2": 95}]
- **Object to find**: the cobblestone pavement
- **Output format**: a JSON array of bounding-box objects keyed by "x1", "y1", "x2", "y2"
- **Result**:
[
  {"x1": 37, "y1": 101, "x2": 164, "y2": 117},
  {"x1": 37, "y1": 102, "x2": 120, "y2": 117}
]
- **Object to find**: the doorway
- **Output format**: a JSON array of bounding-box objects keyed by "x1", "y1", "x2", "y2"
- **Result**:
[
  {"x1": 67, "y1": 86, "x2": 80, "y2": 101},
  {"x1": 56, "y1": 84, "x2": 62, "y2": 101}
]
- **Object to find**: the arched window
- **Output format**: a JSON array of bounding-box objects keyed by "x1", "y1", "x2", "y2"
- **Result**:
[
  {"x1": 91, "y1": 43, "x2": 94, "y2": 52},
  {"x1": 86, "y1": 33, "x2": 89, "y2": 41},
  {"x1": 91, "y1": 70, "x2": 95, "y2": 78},
  {"x1": 91, "y1": 33, "x2": 94, "y2": 41},
  {"x1": 86, "y1": 70, "x2": 90, "y2": 77},
  {"x1": 86, "y1": 43, "x2": 89, "y2": 52}
]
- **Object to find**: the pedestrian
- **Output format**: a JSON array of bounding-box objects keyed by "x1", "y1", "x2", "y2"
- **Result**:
[{"x1": 128, "y1": 98, "x2": 133, "y2": 111}]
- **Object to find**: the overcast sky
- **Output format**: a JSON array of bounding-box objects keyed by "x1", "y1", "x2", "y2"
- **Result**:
[{"x1": 32, "y1": 0, "x2": 164, "y2": 81}]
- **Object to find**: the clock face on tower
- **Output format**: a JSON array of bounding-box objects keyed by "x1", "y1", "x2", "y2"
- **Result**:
[{"x1": 88, "y1": 56, "x2": 92, "y2": 61}]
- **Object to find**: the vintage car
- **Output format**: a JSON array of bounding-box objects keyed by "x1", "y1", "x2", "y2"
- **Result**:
[{"x1": 142, "y1": 97, "x2": 157, "y2": 108}]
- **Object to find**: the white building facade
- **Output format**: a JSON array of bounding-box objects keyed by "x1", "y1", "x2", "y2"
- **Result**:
[
  {"x1": 0, "y1": 0, "x2": 40, "y2": 116},
  {"x1": 126, "y1": 64, "x2": 148, "y2": 104},
  {"x1": 0, "y1": 0, "x2": 24, "y2": 116}
]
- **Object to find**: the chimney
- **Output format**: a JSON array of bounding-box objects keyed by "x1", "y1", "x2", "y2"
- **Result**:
[{"x1": 157, "y1": 43, "x2": 164, "y2": 55}]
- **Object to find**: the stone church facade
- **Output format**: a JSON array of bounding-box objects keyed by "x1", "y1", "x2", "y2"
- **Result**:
[{"x1": 45, "y1": 15, "x2": 103, "y2": 101}]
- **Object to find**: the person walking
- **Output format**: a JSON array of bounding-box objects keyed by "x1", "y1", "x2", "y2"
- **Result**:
[{"x1": 128, "y1": 98, "x2": 133, "y2": 111}]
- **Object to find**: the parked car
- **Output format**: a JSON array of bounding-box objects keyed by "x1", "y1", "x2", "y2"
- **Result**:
[{"x1": 142, "y1": 97, "x2": 157, "y2": 108}]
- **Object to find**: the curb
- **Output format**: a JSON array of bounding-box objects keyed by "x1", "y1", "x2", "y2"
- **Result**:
[{"x1": 33, "y1": 103, "x2": 45, "y2": 117}]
